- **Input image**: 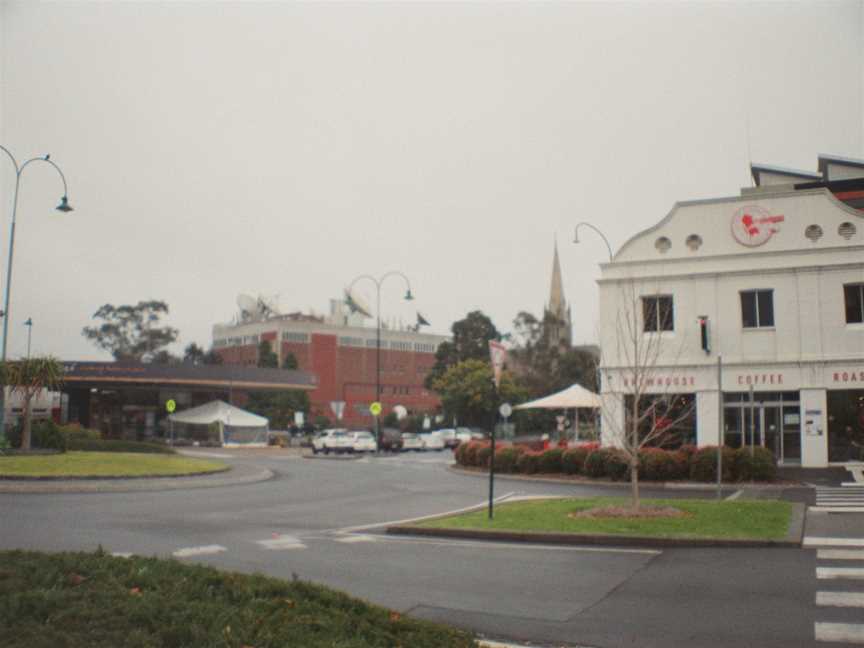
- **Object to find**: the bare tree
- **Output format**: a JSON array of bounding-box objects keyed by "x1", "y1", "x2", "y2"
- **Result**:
[{"x1": 599, "y1": 281, "x2": 696, "y2": 510}]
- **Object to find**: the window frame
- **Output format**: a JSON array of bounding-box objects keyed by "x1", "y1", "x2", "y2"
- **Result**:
[
  {"x1": 740, "y1": 289, "x2": 775, "y2": 329},
  {"x1": 844, "y1": 283, "x2": 864, "y2": 324},
  {"x1": 641, "y1": 295, "x2": 675, "y2": 333}
]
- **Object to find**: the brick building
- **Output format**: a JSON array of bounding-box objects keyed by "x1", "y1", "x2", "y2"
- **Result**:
[{"x1": 213, "y1": 299, "x2": 449, "y2": 426}]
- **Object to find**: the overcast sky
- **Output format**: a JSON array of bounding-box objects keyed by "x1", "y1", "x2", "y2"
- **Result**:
[{"x1": 0, "y1": 0, "x2": 862, "y2": 361}]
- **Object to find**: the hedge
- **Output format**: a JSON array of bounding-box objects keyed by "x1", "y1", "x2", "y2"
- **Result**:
[
  {"x1": 6, "y1": 420, "x2": 66, "y2": 451},
  {"x1": 454, "y1": 440, "x2": 777, "y2": 482}
]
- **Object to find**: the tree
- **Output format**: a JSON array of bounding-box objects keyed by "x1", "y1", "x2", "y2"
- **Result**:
[
  {"x1": 425, "y1": 311, "x2": 501, "y2": 388},
  {"x1": 82, "y1": 301, "x2": 179, "y2": 361},
  {"x1": 508, "y1": 310, "x2": 598, "y2": 436},
  {"x1": 257, "y1": 341, "x2": 278, "y2": 369},
  {"x1": 184, "y1": 343, "x2": 223, "y2": 366},
  {"x1": 2, "y1": 357, "x2": 64, "y2": 451},
  {"x1": 244, "y1": 390, "x2": 310, "y2": 430},
  {"x1": 599, "y1": 283, "x2": 695, "y2": 510},
  {"x1": 282, "y1": 352, "x2": 298, "y2": 370},
  {"x1": 431, "y1": 359, "x2": 526, "y2": 427}
]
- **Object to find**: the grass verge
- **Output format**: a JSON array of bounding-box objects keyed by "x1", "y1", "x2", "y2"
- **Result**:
[
  {"x1": 419, "y1": 497, "x2": 793, "y2": 540},
  {"x1": 0, "y1": 550, "x2": 476, "y2": 648},
  {"x1": 0, "y1": 452, "x2": 225, "y2": 478}
]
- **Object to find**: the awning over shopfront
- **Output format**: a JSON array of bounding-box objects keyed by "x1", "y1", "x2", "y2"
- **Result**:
[{"x1": 514, "y1": 383, "x2": 601, "y2": 410}]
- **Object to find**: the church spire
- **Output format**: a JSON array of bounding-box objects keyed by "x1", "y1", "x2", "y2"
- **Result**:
[{"x1": 548, "y1": 238, "x2": 565, "y2": 317}]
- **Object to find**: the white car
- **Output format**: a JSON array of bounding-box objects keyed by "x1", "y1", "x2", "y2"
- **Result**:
[
  {"x1": 350, "y1": 430, "x2": 377, "y2": 453},
  {"x1": 401, "y1": 433, "x2": 424, "y2": 452},
  {"x1": 420, "y1": 432, "x2": 445, "y2": 451},
  {"x1": 312, "y1": 429, "x2": 354, "y2": 454}
]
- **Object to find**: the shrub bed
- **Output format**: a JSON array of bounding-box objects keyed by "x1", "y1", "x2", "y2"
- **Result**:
[{"x1": 454, "y1": 438, "x2": 777, "y2": 483}]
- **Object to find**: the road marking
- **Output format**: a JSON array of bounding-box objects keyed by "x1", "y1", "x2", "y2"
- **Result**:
[
  {"x1": 809, "y1": 507, "x2": 864, "y2": 513},
  {"x1": 111, "y1": 552, "x2": 133, "y2": 558},
  {"x1": 179, "y1": 451, "x2": 236, "y2": 459},
  {"x1": 805, "y1": 537, "x2": 864, "y2": 547},
  {"x1": 332, "y1": 492, "x2": 518, "y2": 534},
  {"x1": 173, "y1": 545, "x2": 227, "y2": 558},
  {"x1": 725, "y1": 490, "x2": 743, "y2": 501},
  {"x1": 817, "y1": 591, "x2": 864, "y2": 608},
  {"x1": 817, "y1": 567, "x2": 864, "y2": 580},
  {"x1": 256, "y1": 535, "x2": 306, "y2": 550},
  {"x1": 815, "y1": 622, "x2": 864, "y2": 643},
  {"x1": 818, "y1": 549, "x2": 864, "y2": 560},
  {"x1": 334, "y1": 534, "x2": 378, "y2": 544}
]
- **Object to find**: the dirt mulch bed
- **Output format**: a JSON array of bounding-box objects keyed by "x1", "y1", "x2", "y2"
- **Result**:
[{"x1": 570, "y1": 505, "x2": 693, "y2": 520}]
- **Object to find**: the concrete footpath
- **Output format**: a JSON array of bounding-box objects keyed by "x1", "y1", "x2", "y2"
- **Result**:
[{"x1": 0, "y1": 459, "x2": 273, "y2": 494}]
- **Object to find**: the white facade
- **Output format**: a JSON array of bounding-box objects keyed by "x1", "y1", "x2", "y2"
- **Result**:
[{"x1": 598, "y1": 156, "x2": 864, "y2": 467}]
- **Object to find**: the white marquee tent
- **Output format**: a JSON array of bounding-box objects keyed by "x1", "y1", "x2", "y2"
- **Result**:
[
  {"x1": 513, "y1": 383, "x2": 601, "y2": 410},
  {"x1": 168, "y1": 400, "x2": 269, "y2": 447}
]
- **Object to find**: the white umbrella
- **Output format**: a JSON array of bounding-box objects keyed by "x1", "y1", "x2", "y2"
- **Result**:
[{"x1": 514, "y1": 383, "x2": 601, "y2": 410}]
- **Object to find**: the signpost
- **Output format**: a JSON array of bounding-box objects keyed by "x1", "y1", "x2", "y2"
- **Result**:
[
  {"x1": 166, "y1": 399, "x2": 176, "y2": 445},
  {"x1": 370, "y1": 401, "x2": 382, "y2": 454},
  {"x1": 490, "y1": 402, "x2": 512, "y2": 519}
]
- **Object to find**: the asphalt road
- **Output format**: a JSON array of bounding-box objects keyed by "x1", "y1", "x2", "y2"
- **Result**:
[{"x1": 0, "y1": 449, "x2": 853, "y2": 647}]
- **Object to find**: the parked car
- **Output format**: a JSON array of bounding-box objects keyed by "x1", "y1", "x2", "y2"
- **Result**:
[
  {"x1": 401, "y1": 433, "x2": 424, "y2": 452},
  {"x1": 312, "y1": 429, "x2": 354, "y2": 454},
  {"x1": 433, "y1": 428, "x2": 459, "y2": 449},
  {"x1": 350, "y1": 430, "x2": 377, "y2": 453},
  {"x1": 379, "y1": 428, "x2": 403, "y2": 453},
  {"x1": 420, "y1": 431, "x2": 445, "y2": 451}
]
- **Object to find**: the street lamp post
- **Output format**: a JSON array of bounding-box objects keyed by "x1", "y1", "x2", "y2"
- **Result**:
[
  {"x1": 0, "y1": 145, "x2": 73, "y2": 433},
  {"x1": 573, "y1": 222, "x2": 613, "y2": 439},
  {"x1": 346, "y1": 271, "x2": 414, "y2": 452},
  {"x1": 24, "y1": 318, "x2": 32, "y2": 359},
  {"x1": 574, "y1": 222, "x2": 614, "y2": 262}
]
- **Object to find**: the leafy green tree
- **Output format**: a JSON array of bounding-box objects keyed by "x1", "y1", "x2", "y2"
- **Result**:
[
  {"x1": 431, "y1": 359, "x2": 526, "y2": 427},
  {"x1": 244, "y1": 390, "x2": 310, "y2": 430},
  {"x1": 426, "y1": 311, "x2": 501, "y2": 388},
  {"x1": 282, "y1": 352, "x2": 298, "y2": 370},
  {"x1": 257, "y1": 341, "x2": 278, "y2": 369},
  {"x1": 183, "y1": 343, "x2": 205, "y2": 364},
  {"x1": 82, "y1": 301, "x2": 179, "y2": 361},
  {"x1": 1, "y1": 357, "x2": 64, "y2": 450}
]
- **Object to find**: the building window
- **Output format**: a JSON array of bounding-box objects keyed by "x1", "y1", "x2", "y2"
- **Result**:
[
  {"x1": 845, "y1": 284, "x2": 864, "y2": 324},
  {"x1": 281, "y1": 331, "x2": 309, "y2": 343},
  {"x1": 642, "y1": 295, "x2": 674, "y2": 332},
  {"x1": 740, "y1": 290, "x2": 774, "y2": 328}
]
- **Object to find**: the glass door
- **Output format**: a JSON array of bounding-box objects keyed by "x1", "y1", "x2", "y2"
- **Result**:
[{"x1": 781, "y1": 405, "x2": 801, "y2": 462}]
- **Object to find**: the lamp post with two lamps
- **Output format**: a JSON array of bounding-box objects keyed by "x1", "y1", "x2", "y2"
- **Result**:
[
  {"x1": 0, "y1": 145, "x2": 73, "y2": 433},
  {"x1": 345, "y1": 271, "x2": 414, "y2": 452}
]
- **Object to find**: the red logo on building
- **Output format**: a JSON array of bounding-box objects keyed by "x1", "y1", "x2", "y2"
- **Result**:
[{"x1": 731, "y1": 205, "x2": 784, "y2": 247}]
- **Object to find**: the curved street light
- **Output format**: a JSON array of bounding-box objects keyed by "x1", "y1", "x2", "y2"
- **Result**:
[
  {"x1": 574, "y1": 221, "x2": 613, "y2": 262},
  {"x1": 0, "y1": 145, "x2": 74, "y2": 432},
  {"x1": 345, "y1": 271, "x2": 414, "y2": 452}
]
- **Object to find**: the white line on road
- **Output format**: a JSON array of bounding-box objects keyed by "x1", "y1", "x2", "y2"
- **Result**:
[
  {"x1": 817, "y1": 592, "x2": 864, "y2": 608},
  {"x1": 179, "y1": 451, "x2": 236, "y2": 459},
  {"x1": 818, "y1": 549, "x2": 864, "y2": 560},
  {"x1": 256, "y1": 535, "x2": 306, "y2": 550},
  {"x1": 809, "y1": 507, "x2": 864, "y2": 513},
  {"x1": 805, "y1": 537, "x2": 864, "y2": 547},
  {"x1": 111, "y1": 552, "x2": 133, "y2": 558},
  {"x1": 817, "y1": 567, "x2": 864, "y2": 580},
  {"x1": 334, "y1": 534, "x2": 378, "y2": 544},
  {"x1": 725, "y1": 490, "x2": 743, "y2": 501},
  {"x1": 172, "y1": 545, "x2": 227, "y2": 558},
  {"x1": 815, "y1": 622, "x2": 864, "y2": 643}
]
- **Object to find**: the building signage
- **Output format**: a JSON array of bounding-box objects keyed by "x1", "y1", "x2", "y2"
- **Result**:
[
  {"x1": 621, "y1": 375, "x2": 696, "y2": 388},
  {"x1": 731, "y1": 205, "x2": 784, "y2": 247},
  {"x1": 832, "y1": 371, "x2": 864, "y2": 384},
  {"x1": 737, "y1": 373, "x2": 784, "y2": 386}
]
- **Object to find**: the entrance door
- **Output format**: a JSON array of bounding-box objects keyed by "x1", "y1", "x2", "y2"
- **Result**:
[
  {"x1": 763, "y1": 406, "x2": 801, "y2": 464},
  {"x1": 781, "y1": 405, "x2": 801, "y2": 462}
]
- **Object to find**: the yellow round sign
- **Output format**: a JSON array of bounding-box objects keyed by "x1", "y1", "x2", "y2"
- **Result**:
[
  {"x1": 369, "y1": 402, "x2": 382, "y2": 416},
  {"x1": 166, "y1": 399, "x2": 176, "y2": 413}
]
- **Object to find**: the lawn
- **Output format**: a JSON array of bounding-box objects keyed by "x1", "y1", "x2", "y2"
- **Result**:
[
  {"x1": 0, "y1": 550, "x2": 477, "y2": 648},
  {"x1": 0, "y1": 452, "x2": 226, "y2": 478},
  {"x1": 419, "y1": 497, "x2": 793, "y2": 540}
]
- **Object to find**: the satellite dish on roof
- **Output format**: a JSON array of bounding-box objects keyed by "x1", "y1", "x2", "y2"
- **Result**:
[{"x1": 344, "y1": 288, "x2": 373, "y2": 318}]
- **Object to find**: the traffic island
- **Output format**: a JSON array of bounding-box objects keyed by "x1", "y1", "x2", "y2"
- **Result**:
[
  {"x1": 0, "y1": 550, "x2": 477, "y2": 648},
  {"x1": 387, "y1": 497, "x2": 805, "y2": 548},
  {"x1": 0, "y1": 451, "x2": 227, "y2": 479}
]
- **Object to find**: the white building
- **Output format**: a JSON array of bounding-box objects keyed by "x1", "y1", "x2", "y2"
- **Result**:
[{"x1": 598, "y1": 154, "x2": 864, "y2": 468}]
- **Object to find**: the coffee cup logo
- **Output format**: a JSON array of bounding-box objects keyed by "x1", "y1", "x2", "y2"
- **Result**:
[{"x1": 731, "y1": 205, "x2": 784, "y2": 247}]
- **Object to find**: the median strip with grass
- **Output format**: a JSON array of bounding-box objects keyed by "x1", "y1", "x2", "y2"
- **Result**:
[
  {"x1": 0, "y1": 550, "x2": 477, "y2": 648},
  {"x1": 0, "y1": 451, "x2": 226, "y2": 478},
  {"x1": 418, "y1": 497, "x2": 793, "y2": 541}
]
